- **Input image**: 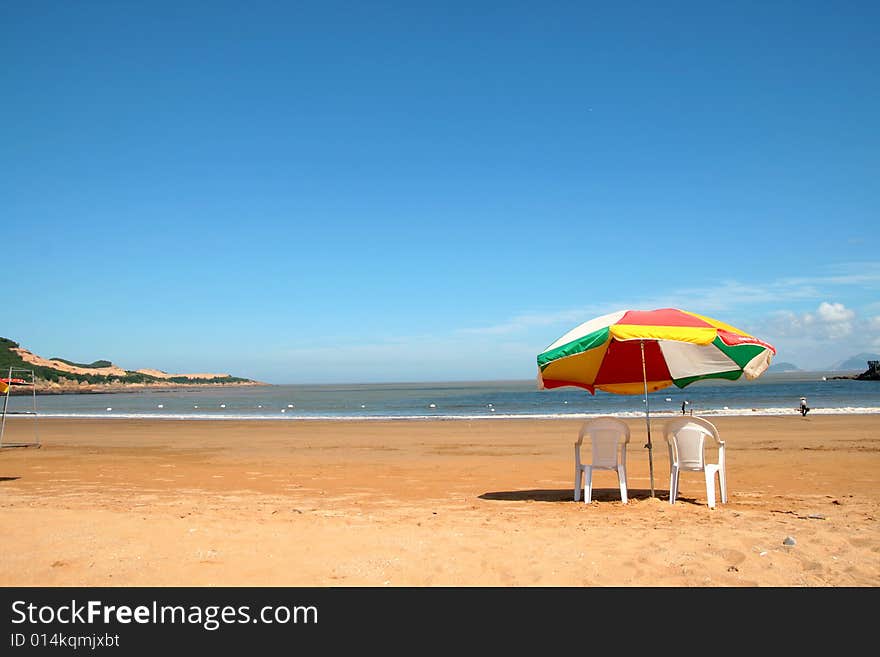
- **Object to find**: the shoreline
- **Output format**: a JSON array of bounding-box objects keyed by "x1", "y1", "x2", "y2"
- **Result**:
[{"x1": 16, "y1": 405, "x2": 880, "y2": 421}]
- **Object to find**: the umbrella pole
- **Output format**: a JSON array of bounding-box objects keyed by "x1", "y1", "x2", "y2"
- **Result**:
[{"x1": 640, "y1": 340, "x2": 655, "y2": 497}]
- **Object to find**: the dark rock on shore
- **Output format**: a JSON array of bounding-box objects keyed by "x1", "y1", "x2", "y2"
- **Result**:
[{"x1": 828, "y1": 361, "x2": 880, "y2": 381}]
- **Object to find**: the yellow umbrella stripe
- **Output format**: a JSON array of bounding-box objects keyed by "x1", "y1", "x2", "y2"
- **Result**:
[
  {"x1": 680, "y1": 310, "x2": 752, "y2": 337},
  {"x1": 539, "y1": 337, "x2": 610, "y2": 384},
  {"x1": 609, "y1": 324, "x2": 718, "y2": 344},
  {"x1": 595, "y1": 380, "x2": 674, "y2": 395}
]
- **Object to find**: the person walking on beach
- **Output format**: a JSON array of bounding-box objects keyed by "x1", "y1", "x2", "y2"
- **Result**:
[
  {"x1": 681, "y1": 400, "x2": 690, "y2": 415},
  {"x1": 799, "y1": 396, "x2": 810, "y2": 416}
]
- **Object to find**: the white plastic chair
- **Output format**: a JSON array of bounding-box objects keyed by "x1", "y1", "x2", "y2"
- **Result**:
[
  {"x1": 574, "y1": 416, "x2": 630, "y2": 504},
  {"x1": 663, "y1": 416, "x2": 727, "y2": 508}
]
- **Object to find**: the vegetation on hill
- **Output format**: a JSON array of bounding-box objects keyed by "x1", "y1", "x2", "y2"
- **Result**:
[
  {"x1": 50, "y1": 357, "x2": 114, "y2": 369},
  {"x1": 0, "y1": 337, "x2": 254, "y2": 386}
]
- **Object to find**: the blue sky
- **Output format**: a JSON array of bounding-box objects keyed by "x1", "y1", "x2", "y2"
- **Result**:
[{"x1": 2, "y1": 1, "x2": 878, "y2": 383}]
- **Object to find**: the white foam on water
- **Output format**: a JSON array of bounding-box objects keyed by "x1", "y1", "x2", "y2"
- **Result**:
[{"x1": 32, "y1": 406, "x2": 880, "y2": 422}]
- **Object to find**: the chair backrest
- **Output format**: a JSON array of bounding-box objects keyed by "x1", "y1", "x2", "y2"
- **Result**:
[
  {"x1": 577, "y1": 417, "x2": 630, "y2": 468},
  {"x1": 664, "y1": 416, "x2": 721, "y2": 471}
]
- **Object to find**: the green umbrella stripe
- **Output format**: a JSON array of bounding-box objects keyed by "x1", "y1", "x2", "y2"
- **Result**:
[
  {"x1": 711, "y1": 336, "x2": 769, "y2": 369},
  {"x1": 537, "y1": 327, "x2": 610, "y2": 370},
  {"x1": 672, "y1": 369, "x2": 744, "y2": 388}
]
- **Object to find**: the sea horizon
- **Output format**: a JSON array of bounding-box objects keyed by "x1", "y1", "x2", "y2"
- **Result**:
[{"x1": 4, "y1": 370, "x2": 877, "y2": 422}]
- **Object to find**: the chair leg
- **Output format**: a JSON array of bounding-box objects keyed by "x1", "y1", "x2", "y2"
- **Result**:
[
  {"x1": 669, "y1": 468, "x2": 678, "y2": 504},
  {"x1": 719, "y1": 466, "x2": 728, "y2": 504},
  {"x1": 584, "y1": 467, "x2": 593, "y2": 504},
  {"x1": 705, "y1": 469, "x2": 716, "y2": 508},
  {"x1": 618, "y1": 465, "x2": 628, "y2": 504},
  {"x1": 574, "y1": 466, "x2": 583, "y2": 502}
]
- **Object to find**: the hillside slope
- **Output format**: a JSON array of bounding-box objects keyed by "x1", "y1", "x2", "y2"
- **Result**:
[{"x1": 0, "y1": 337, "x2": 263, "y2": 393}]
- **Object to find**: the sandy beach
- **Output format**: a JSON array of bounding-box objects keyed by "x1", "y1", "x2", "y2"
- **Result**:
[{"x1": 0, "y1": 415, "x2": 877, "y2": 587}]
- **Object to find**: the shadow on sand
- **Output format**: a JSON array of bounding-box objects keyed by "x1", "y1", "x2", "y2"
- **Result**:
[
  {"x1": 479, "y1": 488, "x2": 702, "y2": 505},
  {"x1": 0, "y1": 477, "x2": 21, "y2": 482}
]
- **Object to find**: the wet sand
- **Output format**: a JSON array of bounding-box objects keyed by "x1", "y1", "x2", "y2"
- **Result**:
[{"x1": 0, "y1": 415, "x2": 877, "y2": 586}]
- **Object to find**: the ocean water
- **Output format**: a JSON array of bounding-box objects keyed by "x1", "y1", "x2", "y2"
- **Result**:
[{"x1": 4, "y1": 372, "x2": 879, "y2": 421}]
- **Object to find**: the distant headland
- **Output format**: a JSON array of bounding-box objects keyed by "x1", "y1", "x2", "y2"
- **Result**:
[
  {"x1": 826, "y1": 360, "x2": 880, "y2": 381},
  {"x1": 0, "y1": 337, "x2": 265, "y2": 394}
]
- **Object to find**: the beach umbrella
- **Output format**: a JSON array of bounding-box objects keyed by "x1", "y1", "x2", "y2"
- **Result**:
[
  {"x1": 0, "y1": 377, "x2": 27, "y2": 395},
  {"x1": 536, "y1": 308, "x2": 776, "y2": 496}
]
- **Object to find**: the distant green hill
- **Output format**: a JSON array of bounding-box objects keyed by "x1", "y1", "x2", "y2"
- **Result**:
[
  {"x1": 768, "y1": 362, "x2": 801, "y2": 372},
  {"x1": 1, "y1": 337, "x2": 255, "y2": 386},
  {"x1": 830, "y1": 353, "x2": 880, "y2": 371}
]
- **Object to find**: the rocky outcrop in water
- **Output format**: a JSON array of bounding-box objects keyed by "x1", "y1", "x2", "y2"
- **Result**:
[
  {"x1": 828, "y1": 360, "x2": 880, "y2": 381},
  {"x1": 855, "y1": 361, "x2": 880, "y2": 380}
]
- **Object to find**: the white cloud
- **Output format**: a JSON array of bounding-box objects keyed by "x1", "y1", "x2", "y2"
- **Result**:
[
  {"x1": 869, "y1": 317, "x2": 880, "y2": 350},
  {"x1": 816, "y1": 301, "x2": 855, "y2": 323},
  {"x1": 754, "y1": 301, "x2": 880, "y2": 368},
  {"x1": 815, "y1": 302, "x2": 855, "y2": 338},
  {"x1": 764, "y1": 301, "x2": 856, "y2": 340},
  {"x1": 458, "y1": 308, "x2": 597, "y2": 336},
  {"x1": 257, "y1": 264, "x2": 880, "y2": 381},
  {"x1": 763, "y1": 310, "x2": 808, "y2": 338},
  {"x1": 456, "y1": 266, "x2": 880, "y2": 339}
]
